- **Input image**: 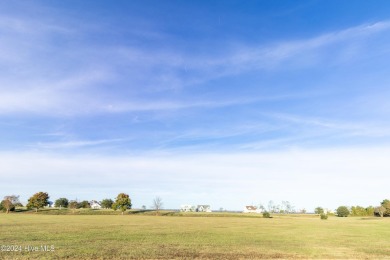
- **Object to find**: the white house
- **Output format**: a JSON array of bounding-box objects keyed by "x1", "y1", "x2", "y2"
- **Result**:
[
  {"x1": 196, "y1": 205, "x2": 211, "y2": 212},
  {"x1": 243, "y1": 205, "x2": 262, "y2": 213},
  {"x1": 90, "y1": 200, "x2": 102, "y2": 209}
]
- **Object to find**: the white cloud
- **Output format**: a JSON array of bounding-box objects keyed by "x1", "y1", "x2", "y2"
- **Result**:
[{"x1": 1, "y1": 147, "x2": 388, "y2": 210}]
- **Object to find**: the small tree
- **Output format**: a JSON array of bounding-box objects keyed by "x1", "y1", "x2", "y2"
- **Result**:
[
  {"x1": 366, "y1": 206, "x2": 375, "y2": 216},
  {"x1": 78, "y1": 200, "x2": 91, "y2": 209},
  {"x1": 152, "y1": 196, "x2": 163, "y2": 216},
  {"x1": 69, "y1": 200, "x2": 78, "y2": 213},
  {"x1": 54, "y1": 198, "x2": 69, "y2": 208},
  {"x1": 112, "y1": 193, "x2": 132, "y2": 215},
  {"x1": 27, "y1": 192, "x2": 49, "y2": 212},
  {"x1": 1, "y1": 200, "x2": 15, "y2": 213},
  {"x1": 101, "y1": 199, "x2": 114, "y2": 209},
  {"x1": 375, "y1": 206, "x2": 386, "y2": 217},
  {"x1": 315, "y1": 207, "x2": 324, "y2": 215},
  {"x1": 381, "y1": 199, "x2": 390, "y2": 217},
  {"x1": 336, "y1": 206, "x2": 350, "y2": 217},
  {"x1": 2, "y1": 195, "x2": 20, "y2": 213}
]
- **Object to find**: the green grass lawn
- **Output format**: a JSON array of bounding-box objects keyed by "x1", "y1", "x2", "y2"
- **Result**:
[{"x1": 1, "y1": 213, "x2": 389, "y2": 259}]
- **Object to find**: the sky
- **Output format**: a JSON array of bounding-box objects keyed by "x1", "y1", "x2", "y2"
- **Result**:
[{"x1": 1, "y1": 0, "x2": 390, "y2": 211}]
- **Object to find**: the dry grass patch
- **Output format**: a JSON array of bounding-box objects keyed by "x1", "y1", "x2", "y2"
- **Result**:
[{"x1": 1, "y1": 214, "x2": 389, "y2": 259}]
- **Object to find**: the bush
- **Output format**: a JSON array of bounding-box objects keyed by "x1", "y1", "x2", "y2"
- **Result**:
[
  {"x1": 320, "y1": 213, "x2": 328, "y2": 220},
  {"x1": 337, "y1": 206, "x2": 350, "y2": 217},
  {"x1": 263, "y1": 212, "x2": 271, "y2": 218}
]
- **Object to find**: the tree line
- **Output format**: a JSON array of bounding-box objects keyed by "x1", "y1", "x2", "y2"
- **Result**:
[
  {"x1": 1, "y1": 192, "x2": 389, "y2": 217},
  {"x1": 0, "y1": 192, "x2": 132, "y2": 215},
  {"x1": 314, "y1": 200, "x2": 390, "y2": 217}
]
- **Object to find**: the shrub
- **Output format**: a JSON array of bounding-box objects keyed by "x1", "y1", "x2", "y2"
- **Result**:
[
  {"x1": 263, "y1": 212, "x2": 271, "y2": 218},
  {"x1": 320, "y1": 213, "x2": 328, "y2": 220},
  {"x1": 336, "y1": 206, "x2": 350, "y2": 217}
]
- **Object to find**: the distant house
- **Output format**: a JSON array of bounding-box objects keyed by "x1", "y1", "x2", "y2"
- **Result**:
[
  {"x1": 243, "y1": 206, "x2": 262, "y2": 213},
  {"x1": 90, "y1": 200, "x2": 102, "y2": 209},
  {"x1": 196, "y1": 205, "x2": 211, "y2": 212},
  {"x1": 47, "y1": 201, "x2": 54, "y2": 208},
  {"x1": 180, "y1": 205, "x2": 196, "y2": 212}
]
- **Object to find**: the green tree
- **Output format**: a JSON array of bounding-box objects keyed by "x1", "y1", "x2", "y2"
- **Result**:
[
  {"x1": 314, "y1": 207, "x2": 324, "y2": 214},
  {"x1": 2, "y1": 195, "x2": 20, "y2": 213},
  {"x1": 351, "y1": 206, "x2": 367, "y2": 216},
  {"x1": 78, "y1": 200, "x2": 91, "y2": 209},
  {"x1": 27, "y1": 192, "x2": 49, "y2": 212},
  {"x1": 336, "y1": 206, "x2": 350, "y2": 217},
  {"x1": 112, "y1": 193, "x2": 132, "y2": 215},
  {"x1": 365, "y1": 206, "x2": 375, "y2": 216},
  {"x1": 54, "y1": 198, "x2": 69, "y2": 208},
  {"x1": 101, "y1": 199, "x2": 114, "y2": 209}
]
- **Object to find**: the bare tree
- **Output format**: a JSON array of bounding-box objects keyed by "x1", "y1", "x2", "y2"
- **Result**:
[
  {"x1": 284, "y1": 201, "x2": 293, "y2": 214},
  {"x1": 2, "y1": 195, "x2": 20, "y2": 213},
  {"x1": 375, "y1": 206, "x2": 386, "y2": 217},
  {"x1": 268, "y1": 200, "x2": 274, "y2": 213},
  {"x1": 152, "y1": 197, "x2": 163, "y2": 215},
  {"x1": 69, "y1": 200, "x2": 78, "y2": 213}
]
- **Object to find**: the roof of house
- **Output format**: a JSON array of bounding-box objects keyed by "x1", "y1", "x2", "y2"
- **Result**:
[{"x1": 245, "y1": 206, "x2": 257, "y2": 210}]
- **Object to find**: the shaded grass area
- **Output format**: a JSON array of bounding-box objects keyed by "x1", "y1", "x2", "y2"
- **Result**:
[
  {"x1": 10, "y1": 208, "x2": 283, "y2": 218},
  {"x1": 1, "y1": 214, "x2": 389, "y2": 259}
]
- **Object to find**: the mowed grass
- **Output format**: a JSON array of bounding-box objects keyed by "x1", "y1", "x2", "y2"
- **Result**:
[{"x1": 1, "y1": 213, "x2": 390, "y2": 259}]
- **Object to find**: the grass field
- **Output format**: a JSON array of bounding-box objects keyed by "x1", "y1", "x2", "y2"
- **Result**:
[{"x1": 1, "y1": 212, "x2": 390, "y2": 259}]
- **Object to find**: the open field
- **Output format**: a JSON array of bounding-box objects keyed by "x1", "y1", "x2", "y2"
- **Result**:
[{"x1": 1, "y1": 213, "x2": 390, "y2": 259}]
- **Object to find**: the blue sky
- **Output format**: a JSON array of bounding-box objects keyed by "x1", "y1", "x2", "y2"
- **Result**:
[{"x1": 1, "y1": 0, "x2": 390, "y2": 211}]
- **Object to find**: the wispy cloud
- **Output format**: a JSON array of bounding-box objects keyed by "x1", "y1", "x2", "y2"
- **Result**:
[
  {"x1": 265, "y1": 112, "x2": 390, "y2": 137},
  {"x1": 32, "y1": 138, "x2": 125, "y2": 149},
  {"x1": 219, "y1": 21, "x2": 390, "y2": 72},
  {"x1": 1, "y1": 4, "x2": 390, "y2": 116}
]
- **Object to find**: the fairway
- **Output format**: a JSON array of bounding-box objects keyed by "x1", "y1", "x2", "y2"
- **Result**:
[{"x1": 1, "y1": 214, "x2": 390, "y2": 259}]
